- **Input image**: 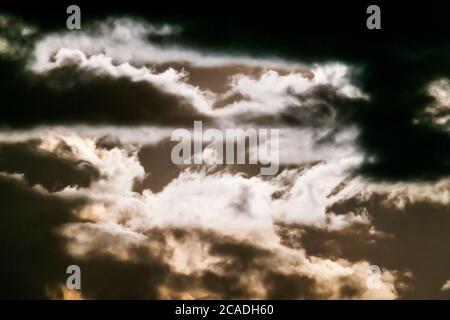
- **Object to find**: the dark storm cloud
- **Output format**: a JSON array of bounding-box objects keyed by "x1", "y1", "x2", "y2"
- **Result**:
[
  {"x1": 0, "y1": 141, "x2": 169, "y2": 299},
  {"x1": 263, "y1": 272, "x2": 319, "y2": 300},
  {"x1": 74, "y1": 244, "x2": 170, "y2": 299},
  {"x1": 0, "y1": 174, "x2": 87, "y2": 299},
  {"x1": 351, "y1": 46, "x2": 450, "y2": 180},
  {"x1": 0, "y1": 61, "x2": 211, "y2": 128},
  {"x1": 0, "y1": 179, "x2": 170, "y2": 300},
  {"x1": 277, "y1": 192, "x2": 450, "y2": 299},
  {"x1": 59, "y1": 227, "x2": 323, "y2": 299},
  {"x1": 208, "y1": 239, "x2": 319, "y2": 299},
  {"x1": 77, "y1": 227, "x2": 327, "y2": 299},
  {"x1": 69, "y1": 227, "x2": 190, "y2": 299},
  {"x1": 0, "y1": 139, "x2": 100, "y2": 191},
  {"x1": 201, "y1": 233, "x2": 321, "y2": 299}
]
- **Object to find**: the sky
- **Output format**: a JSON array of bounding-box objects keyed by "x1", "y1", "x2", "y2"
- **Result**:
[{"x1": 0, "y1": 1, "x2": 449, "y2": 299}]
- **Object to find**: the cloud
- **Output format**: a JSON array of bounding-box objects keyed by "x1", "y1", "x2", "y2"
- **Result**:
[
  {"x1": 0, "y1": 118, "x2": 401, "y2": 300},
  {"x1": 352, "y1": 47, "x2": 450, "y2": 180},
  {"x1": 288, "y1": 189, "x2": 450, "y2": 299},
  {"x1": 0, "y1": 173, "x2": 87, "y2": 299},
  {"x1": 0, "y1": 14, "x2": 449, "y2": 300},
  {"x1": 38, "y1": 132, "x2": 394, "y2": 299},
  {"x1": 1, "y1": 16, "x2": 364, "y2": 131},
  {"x1": 0, "y1": 139, "x2": 100, "y2": 191},
  {"x1": 442, "y1": 280, "x2": 450, "y2": 292},
  {"x1": 0, "y1": 14, "x2": 37, "y2": 58},
  {"x1": 0, "y1": 61, "x2": 210, "y2": 127}
]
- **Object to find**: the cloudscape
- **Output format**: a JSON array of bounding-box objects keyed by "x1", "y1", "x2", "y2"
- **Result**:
[{"x1": 0, "y1": 3, "x2": 449, "y2": 300}]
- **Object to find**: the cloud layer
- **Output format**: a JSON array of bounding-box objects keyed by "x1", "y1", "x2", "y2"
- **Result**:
[{"x1": 0, "y1": 15, "x2": 449, "y2": 299}]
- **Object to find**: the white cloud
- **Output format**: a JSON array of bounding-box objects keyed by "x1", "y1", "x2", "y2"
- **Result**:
[
  {"x1": 27, "y1": 17, "x2": 365, "y2": 123},
  {"x1": 442, "y1": 280, "x2": 450, "y2": 291}
]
